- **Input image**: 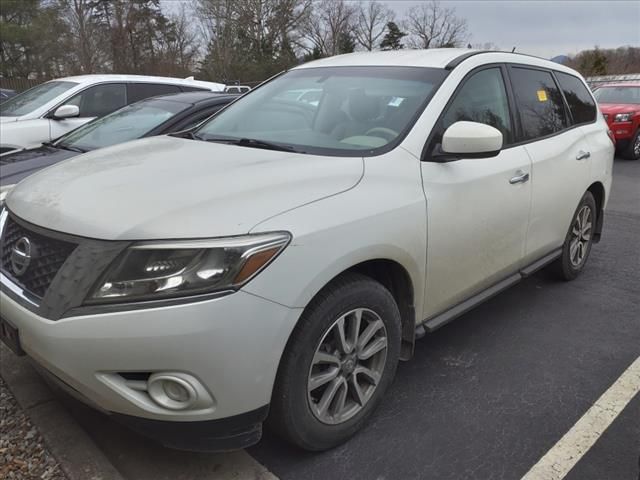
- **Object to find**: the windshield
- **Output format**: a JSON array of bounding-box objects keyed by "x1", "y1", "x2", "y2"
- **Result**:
[
  {"x1": 0, "y1": 81, "x2": 78, "y2": 117},
  {"x1": 56, "y1": 98, "x2": 189, "y2": 151},
  {"x1": 195, "y1": 66, "x2": 448, "y2": 156},
  {"x1": 594, "y1": 86, "x2": 640, "y2": 105}
]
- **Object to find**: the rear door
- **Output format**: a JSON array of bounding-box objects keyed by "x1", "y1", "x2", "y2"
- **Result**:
[
  {"x1": 507, "y1": 66, "x2": 592, "y2": 264},
  {"x1": 420, "y1": 66, "x2": 532, "y2": 319}
]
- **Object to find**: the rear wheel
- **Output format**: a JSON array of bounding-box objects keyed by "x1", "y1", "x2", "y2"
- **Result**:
[
  {"x1": 552, "y1": 191, "x2": 597, "y2": 281},
  {"x1": 269, "y1": 273, "x2": 401, "y2": 451},
  {"x1": 622, "y1": 128, "x2": 640, "y2": 160}
]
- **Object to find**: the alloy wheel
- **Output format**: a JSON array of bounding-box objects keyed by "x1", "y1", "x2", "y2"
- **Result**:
[
  {"x1": 569, "y1": 205, "x2": 593, "y2": 267},
  {"x1": 307, "y1": 308, "x2": 388, "y2": 425}
]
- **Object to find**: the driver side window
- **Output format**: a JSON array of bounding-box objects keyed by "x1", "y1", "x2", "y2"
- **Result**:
[
  {"x1": 65, "y1": 83, "x2": 126, "y2": 118},
  {"x1": 428, "y1": 68, "x2": 512, "y2": 156}
]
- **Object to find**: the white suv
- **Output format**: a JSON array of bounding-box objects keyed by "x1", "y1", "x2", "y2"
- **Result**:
[
  {"x1": 0, "y1": 74, "x2": 225, "y2": 154},
  {"x1": 0, "y1": 49, "x2": 613, "y2": 452}
]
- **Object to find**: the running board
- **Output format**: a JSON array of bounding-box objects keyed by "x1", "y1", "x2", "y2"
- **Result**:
[
  {"x1": 418, "y1": 248, "x2": 562, "y2": 333},
  {"x1": 520, "y1": 248, "x2": 562, "y2": 277}
]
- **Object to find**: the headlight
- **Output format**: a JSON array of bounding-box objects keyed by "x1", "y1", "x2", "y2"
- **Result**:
[
  {"x1": 87, "y1": 232, "x2": 290, "y2": 304},
  {"x1": 614, "y1": 112, "x2": 635, "y2": 122}
]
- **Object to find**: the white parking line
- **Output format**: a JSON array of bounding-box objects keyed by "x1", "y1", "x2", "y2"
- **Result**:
[{"x1": 521, "y1": 356, "x2": 640, "y2": 480}]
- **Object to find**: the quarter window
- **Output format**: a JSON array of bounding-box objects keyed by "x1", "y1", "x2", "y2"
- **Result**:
[
  {"x1": 66, "y1": 83, "x2": 126, "y2": 117},
  {"x1": 510, "y1": 67, "x2": 568, "y2": 141},
  {"x1": 555, "y1": 72, "x2": 597, "y2": 125}
]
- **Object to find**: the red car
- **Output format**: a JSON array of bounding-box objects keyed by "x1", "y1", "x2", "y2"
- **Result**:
[{"x1": 593, "y1": 82, "x2": 640, "y2": 160}]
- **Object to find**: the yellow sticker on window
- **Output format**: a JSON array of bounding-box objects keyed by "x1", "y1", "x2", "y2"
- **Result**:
[{"x1": 537, "y1": 90, "x2": 548, "y2": 102}]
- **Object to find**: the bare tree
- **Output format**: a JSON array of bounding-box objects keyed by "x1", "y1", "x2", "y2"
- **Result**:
[
  {"x1": 58, "y1": 0, "x2": 107, "y2": 73},
  {"x1": 404, "y1": 1, "x2": 468, "y2": 49},
  {"x1": 304, "y1": 0, "x2": 355, "y2": 57},
  {"x1": 353, "y1": 0, "x2": 394, "y2": 51}
]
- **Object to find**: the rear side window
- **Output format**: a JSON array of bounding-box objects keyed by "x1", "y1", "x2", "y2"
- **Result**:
[
  {"x1": 555, "y1": 72, "x2": 597, "y2": 125},
  {"x1": 180, "y1": 86, "x2": 209, "y2": 92},
  {"x1": 510, "y1": 67, "x2": 568, "y2": 141},
  {"x1": 127, "y1": 83, "x2": 181, "y2": 103}
]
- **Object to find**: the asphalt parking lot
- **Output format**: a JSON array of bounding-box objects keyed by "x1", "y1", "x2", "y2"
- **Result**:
[{"x1": 3, "y1": 157, "x2": 639, "y2": 480}]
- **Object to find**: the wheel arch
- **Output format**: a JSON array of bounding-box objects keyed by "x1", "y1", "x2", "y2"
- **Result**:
[{"x1": 283, "y1": 258, "x2": 418, "y2": 363}]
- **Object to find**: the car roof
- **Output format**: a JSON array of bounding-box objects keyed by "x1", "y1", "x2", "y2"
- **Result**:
[
  {"x1": 295, "y1": 48, "x2": 578, "y2": 75},
  {"x1": 48, "y1": 74, "x2": 225, "y2": 91},
  {"x1": 150, "y1": 92, "x2": 238, "y2": 105},
  {"x1": 596, "y1": 82, "x2": 640, "y2": 88}
]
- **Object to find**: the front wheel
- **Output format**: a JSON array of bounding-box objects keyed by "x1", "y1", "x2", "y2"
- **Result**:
[
  {"x1": 552, "y1": 191, "x2": 597, "y2": 281},
  {"x1": 269, "y1": 273, "x2": 401, "y2": 451}
]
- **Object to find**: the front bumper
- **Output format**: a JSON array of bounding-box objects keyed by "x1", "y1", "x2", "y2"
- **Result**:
[{"x1": 0, "y1": 288, "x2": 302, "y2": 449}]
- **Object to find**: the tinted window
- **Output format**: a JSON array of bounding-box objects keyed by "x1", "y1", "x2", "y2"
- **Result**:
[
  {"x1": 127, "y1": 83, "x2": 181, "y2": 103},
  {"x1": 196, "y1": 66, "x2": 448, "y2": 156},
  {"x1": 593, "y1": 86, "x2": 640, "y2": 105},
  {"x1": 67, "y1": 83, "x2": 126, "y2": 117},
  {"x1": 510, "y1": 68, "x2": 568, "y2": 141},
  {"x1": 555, "y1": 72, "x2": 596, "y2": 124},
  {"x1": 441, "y1": 67, "x2": 513, "y2": 144},
  {"x1": 175, "y1": 107, "x2": 224, "y2": 131},
  {"x1": 57, "y1": 98, "x2": 187, "y2": 151},
  {"x1": 0, "y1": 81, "x2": 77, "y2": 116},
  {"x1": 180, "y1": 86, "x2": 209, "y2": 92}
]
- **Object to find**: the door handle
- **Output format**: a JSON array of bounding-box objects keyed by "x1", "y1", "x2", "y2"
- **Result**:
[
  {"x1": 509, "y1": 171, "x2": 530, "y2": 184},
  {"x1": 576, "y1": 150, "x2": 591, "y2": 160}
]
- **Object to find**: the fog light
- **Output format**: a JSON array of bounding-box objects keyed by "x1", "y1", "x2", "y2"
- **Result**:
[
  {"x1": 164, "y1": 381, "x2": 190, "y2": 402},
  {"x1": 147, "y1": 374, "x2": 198, "y2": 410}
]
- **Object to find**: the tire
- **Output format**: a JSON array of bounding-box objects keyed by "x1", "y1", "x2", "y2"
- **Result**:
[
  {"x1": 552, "y1": 191, "x2": 597, "y2": 281},
  {"x1": 622, "y1": 128, "x2": 640, "y2": 160},
  {"x1": 269, "y1": 272, "x2": 402, "y2": 451}
]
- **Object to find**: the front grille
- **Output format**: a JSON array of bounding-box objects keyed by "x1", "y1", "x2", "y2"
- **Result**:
[{"x1": 1, "y1": 216, "x2": 77, "y2": 298}]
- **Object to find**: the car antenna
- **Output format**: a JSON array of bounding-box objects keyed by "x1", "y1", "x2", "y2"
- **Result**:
[{"x1": 511, "y1": 47, "x2": 516, "y2": 53}]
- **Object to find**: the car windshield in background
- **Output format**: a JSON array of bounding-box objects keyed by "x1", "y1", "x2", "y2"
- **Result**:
[
  {"x1": 56, "y1": 98, "x2": 188, "y2": 151},
  {"x1": 0, "y1": 81, "x2": 78, "y2": 116},
  {"x1": 594, "y1": 86, "x2": 640, "y2": 104},
  {"x1": 195, "y1": 66, "x2": 448, "y2": 156}
]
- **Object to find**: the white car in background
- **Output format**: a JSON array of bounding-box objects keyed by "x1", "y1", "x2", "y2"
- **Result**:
[{"x1": 0, "y1": 75, "x2": 225, "y2": 154}]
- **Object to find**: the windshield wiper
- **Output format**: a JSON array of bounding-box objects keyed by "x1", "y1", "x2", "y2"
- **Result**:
[
  {"x1": 41, "y1": 140, "x2": 86, "y2": 153},
  {"x1": 56, "y1": 143, "x2": 87, "y2": 153},
  {"x1": 199, "y1": 135, "x2": 297, "y2": 153},
  {"x1": 235, "y1": 138, "x2": 297, "y2": 152}
]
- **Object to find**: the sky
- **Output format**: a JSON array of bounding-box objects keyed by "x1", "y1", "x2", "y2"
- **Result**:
[
  {"x1": 161, "y1": 0, "x2": 640, "y2": 60},
  {"x1": 388, "y1": 0, "x2": 640, "y2": 59}
]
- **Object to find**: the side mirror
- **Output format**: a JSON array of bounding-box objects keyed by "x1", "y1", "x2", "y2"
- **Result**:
[
  {"x1": 441, "y1": 121, "x2": 503, "y2": 158},
  {"x1": 52, "y1": 104, "x2": 80, "y2": 120}
]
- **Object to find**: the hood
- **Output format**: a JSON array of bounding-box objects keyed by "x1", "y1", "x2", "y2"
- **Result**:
[
  {"x1": 599, "y1": 103, "x2": 639, "y2": 114},
  {"x1": 7, "y1": 136, "x2": 363, "y2": 240},
  {"x1": 0, "y1": 116, "x2": 19, "y2": 123},
  {"x1": 0, "y1": 146, "x2": 78, "y2": 187}
]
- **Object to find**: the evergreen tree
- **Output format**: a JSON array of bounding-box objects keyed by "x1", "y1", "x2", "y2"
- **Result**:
[{"x1": 379, "y1": 22, "x2": 406, "y2": 51}]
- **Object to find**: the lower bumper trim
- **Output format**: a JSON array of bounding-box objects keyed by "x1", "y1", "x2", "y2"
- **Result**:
[{"x1": 112, "y1": 405, "x2": 270, "y2": 452}]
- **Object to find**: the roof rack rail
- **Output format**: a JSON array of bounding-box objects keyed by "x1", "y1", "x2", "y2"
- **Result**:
[
  {"x1": 445, "y1": 49, "x2": 554, "y2": 70},
  {"x1": 445, "y1": 51, "x2": 489, "y2": 70}
]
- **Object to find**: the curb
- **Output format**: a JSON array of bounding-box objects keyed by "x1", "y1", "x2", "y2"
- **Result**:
[{"x1": 1, "y1": 344, "x2": 125, "y2": 480}]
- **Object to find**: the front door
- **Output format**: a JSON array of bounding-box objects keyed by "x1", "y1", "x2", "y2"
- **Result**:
[{"x1": 420, "y1": 66, "x2": 532, "y2": 319}]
